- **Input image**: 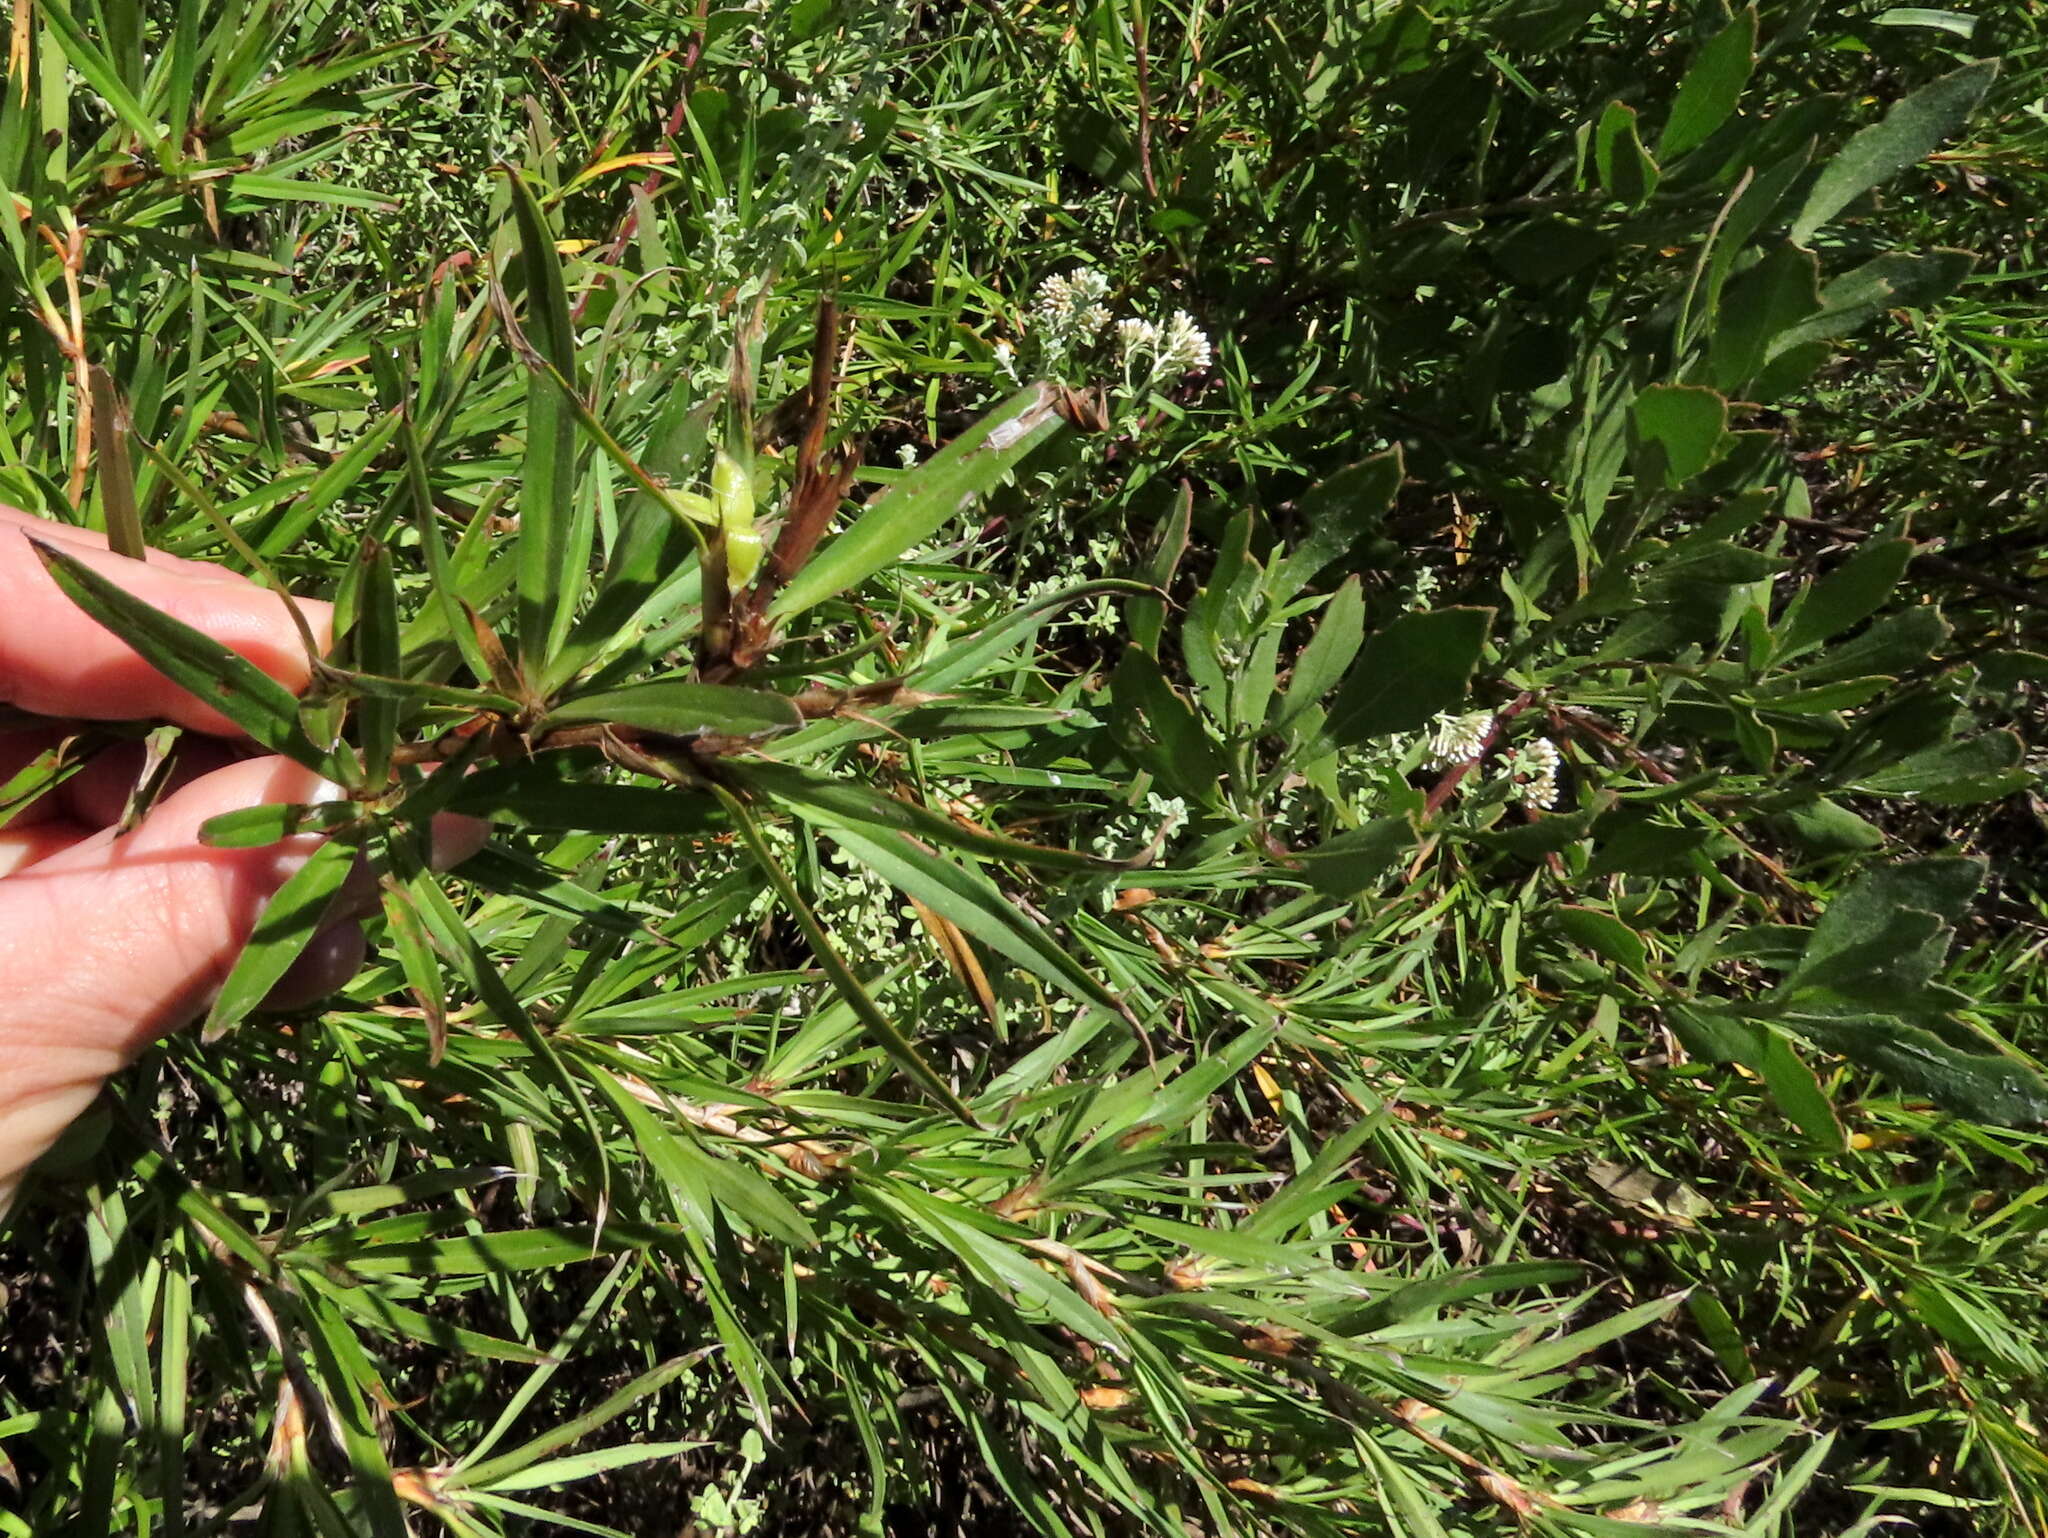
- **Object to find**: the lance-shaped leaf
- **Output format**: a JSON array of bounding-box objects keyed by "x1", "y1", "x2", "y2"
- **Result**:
[
  {"x1": 498, "y1": 165, "x2": 582, "y2": 682},
  {"x1": 446, "y1": 763, "x2": 726, "y2": 836},
  {"x1": 726, "y1": 759, "x2": 1121, "y2": 873},
  {"x1": 354, "y1": 538, "x2": 402, "y2": 787},
  {"x1": 715, "y1": 786, "x2": 979, "y2": 1125},
  {"x1": 806, "y1": 819, "x2": 1129, "y2": 1022},
  {"x1": 202, "y1": 839, "x2": 358, "y2": 1042},
  {"x1": 29, "y1": 538, "x2": 336, "y2": 774},
  {"x1": 200, "y1": 800, "x2": 367, "y2": 849},
  {"x1": 1791, "y1": 61, "x2": 1996, "y2": 244},
  {"x1": 768, "y1": 383, "x2": 1067, "y2": 619},
  {"x1": 542, "y1": 679, "x2": 802, "y2": 739}
]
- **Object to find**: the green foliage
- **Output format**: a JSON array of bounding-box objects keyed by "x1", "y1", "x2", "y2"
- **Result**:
[{"x1": 4, "y1": 0, "x2": 2048, "y2": 1535}]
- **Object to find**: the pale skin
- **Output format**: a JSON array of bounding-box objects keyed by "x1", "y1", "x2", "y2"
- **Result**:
[{"x1": 0, "y1": 507, "x2": 479, "y2": 1209}]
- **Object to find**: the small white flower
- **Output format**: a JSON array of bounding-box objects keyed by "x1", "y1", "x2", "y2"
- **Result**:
[
  {"x1": 1425, "y1": 710, "x2": 1492, "y2": 769},
  {"x1": 1503, "y1": 737, "x2": 1563, "y2": 811},
  {"x1": 1116, "y1": 316, "x2": 1156, "y2": 362},
  {"x1": 896, "y1": 443, "x2": 919, "y2": 468},
  {"x1": 992, "y1": 338, "x2": 1019, "y2": 378},
  {"x1": 1032, "y1": 267, "x2": 1113, "y2": 347},
  {"x1": 1156, "y1": 309, "x2": 1212, "y2": 373}
]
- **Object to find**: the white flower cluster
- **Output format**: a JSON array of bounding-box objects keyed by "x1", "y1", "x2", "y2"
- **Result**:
[
  {"x1": 1503, "y1": 737, "x2": 1563, "y2": 811},
  {"x1": 1425, "y1": 710, "x2": 1493, "y2": 769},
  {"x1": 1019, "y1": 266, "x2": 1213, "y2": 397},
  {"x1": 1421, "y1": 711, "x2": 1566, "y2": 811},
  {"x1": 1034, "y1": 267, "x2": 1114, "y2": 349},
  {"x1": 1118, "y1": 309, "x2": 1212, "y2": 378}
]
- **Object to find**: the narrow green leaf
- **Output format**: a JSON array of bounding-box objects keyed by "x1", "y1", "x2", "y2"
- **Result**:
[
  {"x1": 769, "y1": 384, "x2": 1066, "y2": 619},
  {"x1": 543, "y1": 680, "x2": 802, "y2": 739},
  {"x1": 202, "y1": 838, "x2": 357, "y2": 1041},
  {"x1": 256, "y1": 408, "x2": 402, "y2": 557},
  {"x1": 355, "y1": 539, "x2": 401, "y2": 787},
  {"x1": 35, "y1": 0, "x2": 163, "y2": 150},
  {"x1": 398, "y1": 412, "x2": 499, "y2": 692},
  {"x1": 28, "y1": 538, "x2": 333, "y2": 772},
  {"x1": 88, "y1": 368, "x2": 144, "y2": 560},
  {"x1": 470, "y1": 1441, "x2": 704, "y2": 1495},
  {"x1": 497, "y1": 166, "x2": 581, "y2": 683},
  {"x1": 715, "y1": 786, "x2": 980, "y2": 1124},
  {"x1": 199, "y1": 800, "x2": 365, "y2": 849},
  {"x1": 445, "y1": 765, "x2": 726, "y2": 836},
  {"x1": 812, "y1": 819, "x2": 1129, "y2": 1023},
  {"x1": 726, "y1": 759, "x2": 1120, "y2": 874},
  {"x1": 447, "y1": 1357, "x2": 700, "y2": 1492}
]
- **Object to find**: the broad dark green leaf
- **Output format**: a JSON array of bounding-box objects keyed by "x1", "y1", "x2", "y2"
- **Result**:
[
  {"x1": 1658, "y1": 7, "x2": 1757, "y2": 160},
  {"x1": 1775, "y1": 538, "x2": 1914, "y2": 663},
  {"x1": 1850, "y1": 732, "x2": 2027, "y2": 803},
  {"x1": 1633, "y1": 384, "x2": 1728, "y2": 487},
  {"x1": 1773, "y1": 249, "x2": 1977, "y2": 354},
  {"x1": 1594, "y1": 101, "x2": 1659, "y2": 205},
  {"x1": 1268, "y1": 449, "x2": 1402, "y2": 605},
  {"x1": 1272, "y1": 576, "x2": 1365, "y2": 735},
  {"x1": 1288, "y1": 817, "x2": 1411, "y2": 898},
  {"x1": 1707, "y1": 245, "x2": 1822, "y2": 393},
  {"x1": 1108, "y1": 645, "x2": 1229, "y2": 804},
  {"x1": 1553, "y1": 904, "x2": 1648, "y2": 974},
  {"x1": 1324, "y1": 607, "x2": 1493, "y2": 747},
  {"x1": 1790, "y1": 61, "x2": 1997, "y2": 242},
  {"x1": 1788, "y1": 856, "x2": 1980, "y2": 997},
  {"x1": 1775, "y1": 1004, "x2": 2048, "y2": 1127}
]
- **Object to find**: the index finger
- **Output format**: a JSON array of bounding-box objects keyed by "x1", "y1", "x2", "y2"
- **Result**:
[{"x1": 0, "y1": 508, "x2": 334, "y2": 735}]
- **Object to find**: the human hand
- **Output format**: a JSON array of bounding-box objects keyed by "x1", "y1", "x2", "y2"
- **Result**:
[{"x1": 0, "y1": 508, "x2": 476, "y2": 1211}]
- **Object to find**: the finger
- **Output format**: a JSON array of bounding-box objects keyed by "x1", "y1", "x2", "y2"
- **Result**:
[
  {"x1": 0, "y1": 507, "x2": 251, "y2": 584},
  {"x1": 0, "y1": 818, "x2": 93, "y2": 876},
  {"x1": 0, "y1": 757, "x2": 485, "y2": 1193},
  {"x1": 0, "y1": 508, "x2": 334, "y2": 735},
  {"x1": 57, "y1": 735, "x2": 240, "y2": 830},
  {"x1": 0, "y1": 757, "x2": 340, "y2": 1190}
]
